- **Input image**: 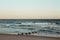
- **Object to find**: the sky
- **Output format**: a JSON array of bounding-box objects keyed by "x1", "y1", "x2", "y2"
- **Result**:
[{"x1": 0, "y1": 0, "x2": 60, "y2": 19}]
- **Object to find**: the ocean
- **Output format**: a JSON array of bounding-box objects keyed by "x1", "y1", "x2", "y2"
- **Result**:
[{"x1": 0, "y1": 19, "x2": 60, "y2": 37}]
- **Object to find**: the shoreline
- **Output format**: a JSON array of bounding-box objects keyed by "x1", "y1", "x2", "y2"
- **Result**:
[
  {"x1": 0, "y1": 34, "x2": 60, "y2": 40},
  {"x1": 0, "y1": 33, "x2": 60, "y2": 38},
  {"x1": 0, "y1": 33, "x2": 60, "y2": 37}
]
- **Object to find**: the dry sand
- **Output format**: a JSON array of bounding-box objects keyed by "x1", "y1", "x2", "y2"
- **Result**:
[{"x1": 0, "y1": 34, "x2": 60, "y2": 40}]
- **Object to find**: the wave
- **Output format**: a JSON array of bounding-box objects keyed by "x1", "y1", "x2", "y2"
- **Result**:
[{"x1": 0, "y1": 22, "x2": 60, "y2": 36}]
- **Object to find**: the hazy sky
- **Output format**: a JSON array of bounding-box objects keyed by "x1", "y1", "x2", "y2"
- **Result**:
[{"x1": 0, "y1": 0, "x2": 60, "y2": 19}]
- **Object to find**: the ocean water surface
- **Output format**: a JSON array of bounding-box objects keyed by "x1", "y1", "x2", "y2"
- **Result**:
[{"x1": 0, "y1": 19, "x2": 60, "y2": 37}]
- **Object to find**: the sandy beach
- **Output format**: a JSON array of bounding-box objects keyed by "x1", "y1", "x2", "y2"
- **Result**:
[{"x1": 0, "y1": 34, "x2": 60, "y2": 40}]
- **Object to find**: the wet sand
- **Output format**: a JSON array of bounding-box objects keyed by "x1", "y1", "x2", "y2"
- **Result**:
[{"x1": 0, "y1": 34, "x2": 60, "y2": 40}]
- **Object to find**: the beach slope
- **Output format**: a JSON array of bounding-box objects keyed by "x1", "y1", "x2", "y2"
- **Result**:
[{"x1": 0, "y1": 34, "x2": 60, "y2": 40}]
